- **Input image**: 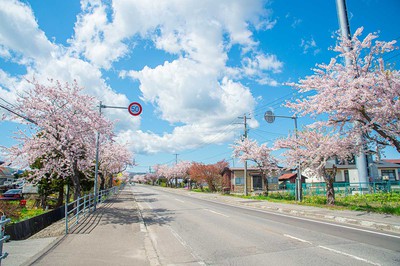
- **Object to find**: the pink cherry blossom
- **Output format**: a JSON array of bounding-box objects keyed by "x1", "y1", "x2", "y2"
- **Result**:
[{"x1": 286, "y1": 27, "x2": 400, "y2": 153}]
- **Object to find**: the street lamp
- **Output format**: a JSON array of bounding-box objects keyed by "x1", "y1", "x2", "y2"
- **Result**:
[{"x1": 264, "y1": 111, "x2": 302, "y2": 201}]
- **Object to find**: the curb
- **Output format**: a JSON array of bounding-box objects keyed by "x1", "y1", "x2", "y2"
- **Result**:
[{"x1": 21, "y1": 235, "x2": 66, "y2": 266}]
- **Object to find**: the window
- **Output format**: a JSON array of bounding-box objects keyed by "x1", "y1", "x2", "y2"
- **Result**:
[
  {"x1": 252, "y1": 176, "x2": 262, "y2": 190},
  {"x1": 381, "y1": 170, "x2": 396, "y2": 181},
  {"x1": 335, "y1": 171, "x2": 345, "y2": 182},
  {"x1": 235, "y1": 177, "x2": 244, "y2": 185},
  {"x1": 344, "y1": 170, "x2": 349, "y2": 182}
]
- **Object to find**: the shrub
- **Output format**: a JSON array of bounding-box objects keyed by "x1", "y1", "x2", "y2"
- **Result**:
[{"x1": 302, "y1": 195, "x2": 327, "y2": 205}]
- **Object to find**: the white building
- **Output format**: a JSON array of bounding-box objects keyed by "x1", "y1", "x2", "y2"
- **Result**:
[{"x1": 303, "y1": 156, "x2": 400, "y2": 184}]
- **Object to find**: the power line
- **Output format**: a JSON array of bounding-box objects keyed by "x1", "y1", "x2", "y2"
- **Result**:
[{"x1": 0, "y1": 103, "x2": 37, "y2": 125}]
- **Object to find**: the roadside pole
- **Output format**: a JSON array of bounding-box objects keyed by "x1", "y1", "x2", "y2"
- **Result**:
[
  {"x1": 264, "y1": 111, "x2": 302, "y2": 201},
  {"x1": 94, "y1": 101, "x2": 142, "y2": 210},
  {"x1": 238, "y1": 114, "x2": 250, "y2": 196},
  {"x1": 335, "y1": 0, "x2": 369, "y2": 192}
]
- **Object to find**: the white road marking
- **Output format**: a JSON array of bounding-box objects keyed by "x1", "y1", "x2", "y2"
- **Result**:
[
  {"x1": 175, "y1": 198, "x2": 185, "y2": 203},
  {"x1": 319, "y1": 245, "x2": 381, "y2": 266},
  {"x1": 136, "y1": 202, "x2": 147, "y2": 233},
  {"x1": 145, "y1": 202, "x2": 153, "y2": 209},
  {"x1": 283, "y1": 234, "x2": 312, "y2": 244},
  {"x1": 169, "y1": 227, "x2": 207, "y2": 265},
  {"x1": 188, "y1": 196, "x2": 400, "y2": 240},
  {"x1": 205, "y1": 209, "x2": 230, "y2": 218}
]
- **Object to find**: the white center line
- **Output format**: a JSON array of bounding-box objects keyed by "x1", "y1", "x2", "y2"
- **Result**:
[
  {"x1": 205, "y1": 209, "x2": 230, "y2": 218},
  {"x1": 283, "y1": 234, "x2": 312, "y2": 244},
  {"x1": 189, "y1": 196, "x2": 400, "y2": 239},
  {"x1": 319, "y1": 246, "x2": 381, "y2": 266},
  {"x1": 169, "y1": 227, "x2": 206, "y2": 265},
  {"x1": 175, "y1": 198, "x2": 185, "y2": 203}
]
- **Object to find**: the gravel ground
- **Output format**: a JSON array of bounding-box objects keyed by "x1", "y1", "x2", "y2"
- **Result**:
[{"x1": 28, "y1": 218, "x2": 66, "y2": 239}]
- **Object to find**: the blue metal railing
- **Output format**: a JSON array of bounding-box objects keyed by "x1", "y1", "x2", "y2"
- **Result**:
[
  {"x1": 65, "y1": 186, "x2": 119, "y2": 234},
  {"x1": 0, "y1": 215, "x2": 11, "y2": 265},
  {"x1": 281, "y1": 181, "x2": 400, "y2": 196}
]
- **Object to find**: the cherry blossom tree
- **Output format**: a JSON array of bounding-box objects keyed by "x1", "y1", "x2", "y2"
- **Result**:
[
  {"x1": 153, "y1": 164, "x2": 171, "y2": 186},
  {"x1": 287, "y1": 27, "x2": 400, "y2": 153},
  {"x1": 172, "y1": 161, "x2": 191, "y2": 187},
  {"x1": 99, "y1": 140, "x2": 133, "y2": 189},
  {"x1": 232, "y1": 138, "x2": 278, "y2": 195},
  {"x1": 5, "y1": 79, "x2": 113, "y2": 201},
  {"x1": 188, "y1": 160, "x2": 228, "y2": 192},
  {"x1": 153, "y1": 162, "x2": 190, "y2": 187},
  {"x1": 275, "y1": 127, "x2": 358, "y2": 205},
  {"x1": 145, "y1": 172, "x2": 158, "y2": 185}
]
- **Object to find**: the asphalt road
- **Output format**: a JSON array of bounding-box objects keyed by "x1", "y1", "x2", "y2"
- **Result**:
[{"x1": 131, "y1": 184, "x2": 400, "y2": 266}]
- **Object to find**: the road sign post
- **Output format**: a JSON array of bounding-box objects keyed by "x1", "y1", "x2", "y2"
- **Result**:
[
  {"x1": 94, "y1": 101, "x2": 142, "y2": 210},
  {"x1": 128, "y1": 102, "x2": 142, "y2": 116}
]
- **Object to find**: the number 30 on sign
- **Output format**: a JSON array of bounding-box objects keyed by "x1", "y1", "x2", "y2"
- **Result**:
[{"x1": 128, "y1": 102, "x2": 142, "y2": 116}]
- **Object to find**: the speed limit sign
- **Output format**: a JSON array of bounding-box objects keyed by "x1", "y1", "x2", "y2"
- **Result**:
[{"x1": 128, "y1": 102, "x2": 142, "y2": 116}]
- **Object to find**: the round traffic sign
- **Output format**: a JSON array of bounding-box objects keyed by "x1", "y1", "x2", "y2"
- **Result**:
[
  {"x1": 264, "y1": 110, "x2": 275, "y2": 123},
  {"x1": 128, "y1": 102, "x2": 142, "y2": 116}
]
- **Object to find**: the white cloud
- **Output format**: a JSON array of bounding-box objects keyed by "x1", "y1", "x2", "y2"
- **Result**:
[
  {"x1": 240, "y1": 53, "x2": 283, "y2": 86},
  {"x1": 0, "y1": 0, "x2": 55, "y2": 63},
  {"x1": 0, "y1": 0, "x2": 134, "y2": 129},
  {"x1": 291, "y1": 18, "x2": 302, "y2": 28},
  {"x1": 300, "y1": 36, "x2": 320, "y2": 55},
  {"x1": 1, "y1": 0, "x2": 281, "y2": 155}
]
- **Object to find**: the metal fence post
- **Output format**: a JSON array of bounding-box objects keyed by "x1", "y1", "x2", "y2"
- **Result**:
[
  {"x1": 65, "y1": 199, "x2": 68, "y2": 235},
  {"x1": 83, "y1": 195, "x2": 87, "y2": 214},
  {"x1": 0, "y1": 215, "x2": 11, "y2": 265}
]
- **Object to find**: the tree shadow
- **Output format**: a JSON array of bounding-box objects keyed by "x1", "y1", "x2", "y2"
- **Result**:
[{"x1": 141, "y1": 208, "x2": 175, "y2": 226}]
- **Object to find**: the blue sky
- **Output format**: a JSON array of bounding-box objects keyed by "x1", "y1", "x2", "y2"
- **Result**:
[{"x1": 0, "y1": 0, "x2": 399, "y2": 173}]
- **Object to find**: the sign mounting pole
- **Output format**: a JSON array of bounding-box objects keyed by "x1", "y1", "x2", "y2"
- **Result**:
[{"x1": 94, "y1": 101, "x2": 142, "y2": 210}]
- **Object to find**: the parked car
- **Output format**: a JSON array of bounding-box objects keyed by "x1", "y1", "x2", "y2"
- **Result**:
[
  {"x1": 1, "y1": 189, "x2": 23, "y2": 200},
  {"x1": 12, "y1": 179, "x2": 26, "y2": 189}
]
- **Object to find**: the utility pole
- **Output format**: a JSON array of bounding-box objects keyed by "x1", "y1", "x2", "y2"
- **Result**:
[
  {"x1": 336, "y1": 0, "x2": 369, "y2": 191},
  {"x1": 173, "y1": 153, "x2": 179, "y2": 188},
  {"x1": 238, "y1": 114, "x2": 250, "y2": 196},
  {"x1": 93, "y1": 101, "x2": 102, "y2": 210}
]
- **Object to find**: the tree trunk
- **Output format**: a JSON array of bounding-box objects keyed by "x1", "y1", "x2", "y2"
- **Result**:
[
  {"x1": 71, "y1": 160, "x2": 81, "y2": 202},
  {"x1": 264, "y1": 174, "x2": 269, "y2": 197},
  {"x1": 323, "y1": 165, "x2": 337, "y2": 205},
  {"x1": 108, "y1": 174, "x2": 113, "y2": 188},
  {"x1": 40, "y1": 194, "x2": 48, "y2": 210},
  {"x1": 56, "y1": 183, "x2": 64, "y2": 207},
  {"x1": 99, "y1": 173, "x2": 105, "y2": 191},
  {"x1": 326, "y1": 178, "x2": 335, "y2": 205}
]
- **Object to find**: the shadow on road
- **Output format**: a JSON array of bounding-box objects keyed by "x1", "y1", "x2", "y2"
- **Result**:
[{"x1": 70, "y1": 191, "x2": 141, "y2": 234}]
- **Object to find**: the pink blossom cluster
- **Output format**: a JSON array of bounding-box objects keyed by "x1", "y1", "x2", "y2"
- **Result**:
[{"x1": 286, "y1": 27, "x2": 400, "y2": 153}]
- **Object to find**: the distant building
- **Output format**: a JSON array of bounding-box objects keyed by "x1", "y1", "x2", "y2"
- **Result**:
[
  {"x1": 302, "y1": 156, "x2": 400, "y2": 184},
  {"x1": 229, "y1": 167, "x2": 281, "y2": 194}
]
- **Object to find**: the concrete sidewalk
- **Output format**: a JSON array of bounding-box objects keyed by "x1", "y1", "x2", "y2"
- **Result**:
[{"x1": 3, "y1": 188, "x2": 152, "y2": 266}]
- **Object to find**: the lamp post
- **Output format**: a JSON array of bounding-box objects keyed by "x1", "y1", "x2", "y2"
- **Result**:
[{"x1": 264, "y1": 111, "x2": 302, "y2": 201}]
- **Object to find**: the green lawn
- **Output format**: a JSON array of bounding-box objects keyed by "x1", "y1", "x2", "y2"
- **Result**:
[
  {"x1": 0, "y1": 200, "x2": 46, "y2": 223},
  {"x1": 225, "y1": 191, "x2": 400, "y2": 215}
]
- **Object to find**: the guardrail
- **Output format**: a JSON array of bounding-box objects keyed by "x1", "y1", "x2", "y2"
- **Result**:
[
  {"x1": 0, "y1": 215, "x2": 11, "y2": 265},
  {"x1": 282, "y1": 181, "x2": 400, "y2": 196},
  {"x1": 64, "y1": 186, "x2": 119, "y2": 234}
]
